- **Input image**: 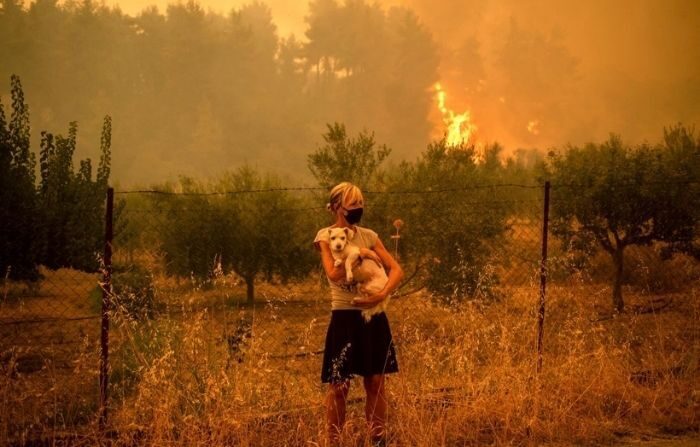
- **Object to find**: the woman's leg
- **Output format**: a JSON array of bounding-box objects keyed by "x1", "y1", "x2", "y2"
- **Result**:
[
  {"x1": 326, "y1": 380, "x2": 350, "y2": 444},
  {"x1": 363, "y1": 374, "x2": 387, "y2": 442}
]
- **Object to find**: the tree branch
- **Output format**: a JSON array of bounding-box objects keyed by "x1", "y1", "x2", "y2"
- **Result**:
[{"x1": 586, "y1": 225, "x2": 614, "y2": 253}]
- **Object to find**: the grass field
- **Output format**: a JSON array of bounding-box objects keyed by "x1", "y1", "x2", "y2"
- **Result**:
[{"x1": 1, "y1": 262, "x2": 698, "y2": 446}]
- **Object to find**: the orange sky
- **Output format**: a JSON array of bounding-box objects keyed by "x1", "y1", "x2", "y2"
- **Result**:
[{"x1": 94, "y1": 0, "x2": 309, "y2": 36}]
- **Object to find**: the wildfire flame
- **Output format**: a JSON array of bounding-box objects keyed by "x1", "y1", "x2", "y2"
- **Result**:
[{"x1": 434, "y1": 82, "x2": 478, "y2": 147}]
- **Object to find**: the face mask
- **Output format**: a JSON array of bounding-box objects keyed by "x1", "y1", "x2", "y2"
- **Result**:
[{"x1": 344, "y1": 207, "x2": 363, "y2": 224}]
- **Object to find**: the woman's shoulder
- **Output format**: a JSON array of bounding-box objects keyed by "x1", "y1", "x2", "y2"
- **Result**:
[
  {"x1": 355, "y1": 225, "x2": 378, "y2": 236},
  {"x1": 313, "y1": 226, "x2": 332, "y2": 243},
  {"x1": 354, "y1": 225, "x2": 379, "y2": 246}
]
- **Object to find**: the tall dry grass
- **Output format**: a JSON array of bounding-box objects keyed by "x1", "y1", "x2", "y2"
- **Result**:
[
  {"x1": 98, "y1": 273, "x2": 699, "y2": 446},
  {"x1": 1, "y1": 264, "x2": 698, "y2": 446}
]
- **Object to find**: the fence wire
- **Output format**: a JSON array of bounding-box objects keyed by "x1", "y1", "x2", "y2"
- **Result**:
[
  {"x1": 1, "y1": 182, "x2": 698, "y2": 442},
  {"x1": 99, "y1": 186, "x2": 542, "y2": 423},
  {"x1": 0, "y1": 266, "x2": 102, "y2": 442}
]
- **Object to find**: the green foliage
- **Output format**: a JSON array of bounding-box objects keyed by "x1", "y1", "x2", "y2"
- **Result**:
[
  {"x1": 655, "y1": 125, "x2": 700, "y2": 260},
  {"x1": 306, "y1": 129, "x2": 526, "y2": 303},
  {"x1": 111, "y1": 263, "x2": 157, "y2": 321},
  {"x1": 0, "y1": 74, "x2": 39, "y2": 281},
  {"x1": 307, "y1": 122, "x2": 391, "y2": 189},
  {"x1": 97, "y1": 115, "x2": 111, "y2": 186},
  {"x1": 36, "y1": 116, "x2": 112, "y2": 272},
  {"x1": 153, "y1": 166, "x2": 317, "y2": 303},
  {"x1": 546, "y1": 125, "x2": 700, "y2": 311},
  {"x1": 0, "y1": 75, "x2": 112, "y2": 279},
  {"x1": 150, "y1": 178, "x2": 230, "y2": 283},
  {"x1": 376, "y1": 140, "x2": 512, "y2": 302}
]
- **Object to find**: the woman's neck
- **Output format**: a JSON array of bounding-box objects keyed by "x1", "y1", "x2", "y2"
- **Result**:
[{"x1": 332, "y1": 216, "x2": 355, "y2": 229}]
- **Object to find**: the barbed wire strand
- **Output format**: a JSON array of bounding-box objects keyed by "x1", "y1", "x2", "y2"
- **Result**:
[{"x1": 114, "y1": 179, "x2": 700, "y2": 196}]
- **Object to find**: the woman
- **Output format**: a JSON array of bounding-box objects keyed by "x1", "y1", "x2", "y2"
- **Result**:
[{"x1": 313, "y1": 181, "x2": 404, "y2": 446}]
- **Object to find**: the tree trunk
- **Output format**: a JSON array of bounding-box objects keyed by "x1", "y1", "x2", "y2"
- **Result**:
[
  {"x1": 612, "y1": 247, "x2": 625, "y2": 312},
  {"x1": 245, "y1": 276, "x2": 255, "y2": 305}
]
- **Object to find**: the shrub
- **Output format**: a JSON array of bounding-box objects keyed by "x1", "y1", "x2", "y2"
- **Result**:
[{"x1": 111, "y1": 263, "x2": 156, "y2": 321}]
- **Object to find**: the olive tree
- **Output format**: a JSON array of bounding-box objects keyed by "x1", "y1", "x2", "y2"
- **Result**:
[
  {"x1": 155, "y1": 166, "x2": 316, "y2": 303},
  {"x1": 307, "y1": 122, "x2": 391, "y2": 190},
  {"x1": 546, "y1": 125, "x2": 700, "y2": 312},
  {"x1": 377, "y1": 140, "x2": 513, "y2": 302}
]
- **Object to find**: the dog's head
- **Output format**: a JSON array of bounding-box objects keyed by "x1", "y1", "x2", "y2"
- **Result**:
[{"x1": 328, "y1": 227, "x2": 355, "y2": 252}]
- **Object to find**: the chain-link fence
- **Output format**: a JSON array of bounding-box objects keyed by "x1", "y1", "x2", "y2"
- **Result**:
[
  {"x1": 0, "y1": 260, "x2": 103, "y2": 442},
  {"x1": 103, "y1": 185, "x2": 546, "y2": 419},
  {"x1": 1, "y1": 181, "x2": 698, "y2": 442}
]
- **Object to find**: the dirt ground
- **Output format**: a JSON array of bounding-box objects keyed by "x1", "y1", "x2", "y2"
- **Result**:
[
  {"x1": 621, "y1": 436, "x2": 700, "y2": 446},
  {"x1": 543, "y1": 432, "x2": 700, "y2": 446}
]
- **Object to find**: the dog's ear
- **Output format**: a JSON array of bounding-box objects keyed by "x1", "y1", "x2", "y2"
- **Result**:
[
  {"x1": 327, "y1": 229, "x2": 333, "y2": 239},
  {"x1": 344, "y1": 227, "x2": 355, "y2": 240}
]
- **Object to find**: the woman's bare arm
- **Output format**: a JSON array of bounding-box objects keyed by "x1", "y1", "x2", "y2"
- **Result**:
[{"x1": 373, "y1": 237, "x2": 404, "y2": 294}]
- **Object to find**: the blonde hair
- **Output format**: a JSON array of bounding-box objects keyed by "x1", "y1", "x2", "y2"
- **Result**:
[{"x1": 326, "y1": 182, "x2": 364, "y2": 212}]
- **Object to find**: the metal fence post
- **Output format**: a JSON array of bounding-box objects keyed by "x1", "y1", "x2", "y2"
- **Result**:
[
  {"x1": 536, "y1": 181, "x2": 550, "y2": 374},
  {"x1": 99, "y1": 187, "x2": 114, "y2": 430}
]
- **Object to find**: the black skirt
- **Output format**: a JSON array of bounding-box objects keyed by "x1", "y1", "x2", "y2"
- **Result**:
[{"x1": 321, "y1": 309, "x2": 399, "y2": 384}]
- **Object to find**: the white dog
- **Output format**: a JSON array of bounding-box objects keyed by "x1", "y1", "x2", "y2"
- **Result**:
[{"x1": 328, "y1": 227, "x2": 390, "y2": 321}]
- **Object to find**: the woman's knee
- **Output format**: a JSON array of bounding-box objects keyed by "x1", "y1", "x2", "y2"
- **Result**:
[
  {"x1": 328, "y1": 381, "x2": 350, "y2": 399},
  {"x1": 363, "y1": 375, "x2": 385, "y2": 395}
]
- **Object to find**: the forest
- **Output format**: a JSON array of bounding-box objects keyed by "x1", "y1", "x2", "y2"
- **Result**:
[
  {"x1": 1, "y1": 0, "x2": 440, "y2": 184},
  {"x1": 1, "y1": 0, "x2": 697, "y2": 186}
]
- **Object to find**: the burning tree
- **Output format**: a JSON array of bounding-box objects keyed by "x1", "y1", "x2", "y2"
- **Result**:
[{"x1": 546, "y1": 125, "x2": 700, "y2": 312}]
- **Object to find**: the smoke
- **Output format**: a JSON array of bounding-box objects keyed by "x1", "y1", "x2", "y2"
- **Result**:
[
  {"x1": 274, "y1": 0, "x2": 697, "y2": 148},
  {"x1": 34, "y1": 0, "x2": 700, "y2": 150},
  {"x1": 153, "y1": 0, "x2": 699, "y2": 149},
  {"x1": 14, "y1": 0, "x2": 700, "y2": 183},
  {"x1": 238, "y1": 0, "x2": 700, "y2": 150},
  {"x1": 395, "y1": 0, "x2": 700, "y2": 149}
]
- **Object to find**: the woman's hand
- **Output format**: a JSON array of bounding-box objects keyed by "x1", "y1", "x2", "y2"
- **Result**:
[
  {"x1": 352, "y1": 288, "x2": 388, "y2": 308},
  {"x1": 359, "y1": 247, "x2": 383, "y2": 267}
]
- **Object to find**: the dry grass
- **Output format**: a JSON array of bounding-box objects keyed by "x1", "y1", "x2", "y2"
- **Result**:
[{"x1": 1, "y1": 265, "x2": 699, "y2": 446}]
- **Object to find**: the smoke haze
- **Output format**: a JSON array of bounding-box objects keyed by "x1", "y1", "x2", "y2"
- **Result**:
[{"x1": 7, "y1": 0, "x2": 700, "y2": 186}]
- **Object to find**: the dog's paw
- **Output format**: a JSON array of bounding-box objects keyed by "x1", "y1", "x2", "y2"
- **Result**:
[
  {"x1": 346, "y1": 272, "x2": 354, "y2": 282},
  {"x1": 334, "y1": 259, "x2": 343, "y2": 267}
]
